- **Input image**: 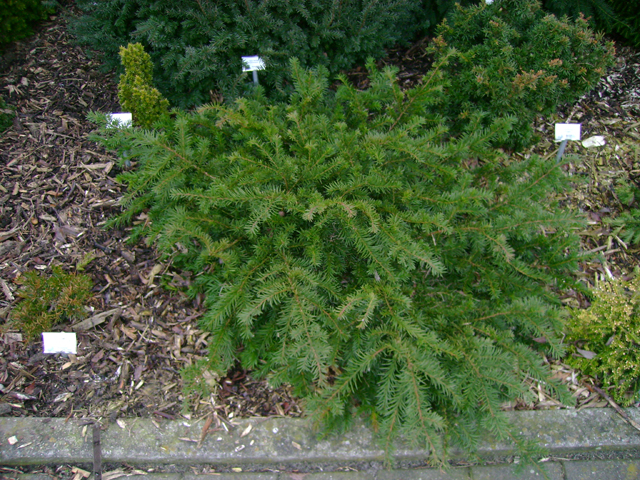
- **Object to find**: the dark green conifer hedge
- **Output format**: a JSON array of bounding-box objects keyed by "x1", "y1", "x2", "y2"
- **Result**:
[
  {"x1": 541, "y1": 0, "x2": 640, "y2": 48},
  {"x1": 71, "y1": 0, "x2": 428, "y2": 107},
  {"x1": 607, "y1": 0, "x2": 640, "y2": 48},
  {"x1": 541, "y1": 0, "x2": 617, "y2": 31},
  {"x1": 91, "y1": 56, "x2": 584, "y2": 462},
  {"x1": 0, "y1": 0, "x2": 55, "y2": 48}
]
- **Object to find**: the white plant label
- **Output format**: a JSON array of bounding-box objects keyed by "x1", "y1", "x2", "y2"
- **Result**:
[
  {"x1": 241, "y1": 56, "x2": 266, "y2": 72},
  {"x1": 555, "y1": 123, "x2": 581, "y2": 142},
  {"x1": 42, "y1": 332, "x2": 77, "y2": 354},
  {"x1": 486, "y1": 0, "x2": 494, "y2": 4},
  {"x1": 107, "y1": 112, "x2": 132, "y2": 128}
]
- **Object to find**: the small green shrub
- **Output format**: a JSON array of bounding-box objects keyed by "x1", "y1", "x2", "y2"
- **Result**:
[
  {"x1": 432, "y1": 0, "x2": 615, "y2": 151},
  {"x1": 71, "y1": 0, "x2": 428, "y2": 107},
  {"x1": 118, "y1": 43, "x2": 170, "y2": 129},
  {"x1": 609, "y1": 178, "x2": 640, "y2": 246},
  {"x1": 567, "y1": 276, "x2": 640, "y2": 406},
  {"x1": 9, "y1": 266, "x2": 92, "y2": 341},
  {"x1": 92, "y1": 57, "x2": 583, "y2": 462},
  {"x1": 0, "y1": 0, "x2": 55, "y2": 48},
  {"x1": 0, "y1": 96, "x2": 15, "y2": 132}
]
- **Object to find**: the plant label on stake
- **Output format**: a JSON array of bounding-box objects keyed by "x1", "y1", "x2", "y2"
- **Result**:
[
  {"x1": 555, "y1": 123, "x2": 581, "y2": 162},
  {"x1": 106, "y1": 113, "x2": 133, "y2": 167},
  {"x1": 241, "y1": 56, "x2": 266, "y2": 86},
  {"x1": 42, "y1": 332, "x2": 77, "y2": 354},
  {"x1": 107, "y1": 112, "x2": 132, "y2": 128}
]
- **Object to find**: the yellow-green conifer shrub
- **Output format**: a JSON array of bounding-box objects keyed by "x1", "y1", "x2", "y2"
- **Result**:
[
  {"x1": 118, "y1": 43, "x2": 169, "y2": 129},
  {"x1": 567, "y1": 276, "x2": 640, "y2": 406}
]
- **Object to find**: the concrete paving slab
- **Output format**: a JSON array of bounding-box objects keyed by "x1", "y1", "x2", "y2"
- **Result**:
[
  {"x1": 0, "y1": 416, "x2": 421, "y2": 467},
  {"x1": 14, "y1": 476, "x2": 57, "y2": 480},
  {"x1": 377, "y1": 466, "x2": 470, "y2": 479},
  {"x1": 471, "y1": 462, "x2": 564, "y2": 480},
  {"x1": 14, "y1": 471, "x2": 470, "y2": 480},
  {"x1": 2, "y1": 409, "x2": 640, "y2": 469},
  {"x1": 563, "y1": 459, "x2": 640, "y2": 479},
  {"x1": 13, "y1": 462, "x2": 640, "y2": 480},
  {"x1": 11, "y1": 474, "x2": 332, "y2": 480},
  {"x1": 468, "y1": 408, "x2": 640, "y2": 458},
  {"x1": 300, "y1": 472, "x2": 376, "y2": 480}
]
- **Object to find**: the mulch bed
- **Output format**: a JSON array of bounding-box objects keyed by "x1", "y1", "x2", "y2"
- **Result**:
[
  {"x1": 1, "y1": 2, "x2": 639, "y2": 431},
  {"x1": 0, "y1": 5, "x2": 301, "y2": 423}
]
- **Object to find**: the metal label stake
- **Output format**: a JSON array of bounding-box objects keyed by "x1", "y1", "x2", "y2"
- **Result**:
[
  {"x1": 556, "y1": 139, "x2": 568, "y2": 162},
  {"x1": 555, "y1": 123, "x2": 581, "y2": 162},
  {"x1": 242, "y1": 56, "x2": 266, "y2": 86}
]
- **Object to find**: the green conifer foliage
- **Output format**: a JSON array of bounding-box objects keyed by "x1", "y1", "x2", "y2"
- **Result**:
[
  {"x1": 0, "y1": 0, "x2": 55, "y2": 48},
  {"x1": 72, "y1": 0, "x2": 427, "y2": 107},
  {"x1": 607, "y1": 0, "x2": 640, "y2": 48},
  {"x1": 9, "y1": 266, "x2": 92, "y2": 342},
  {"x1": 92, "y1": 58, "x2": 582, "y2": 462},
  {"x1": 118, "y1": 43, "x2": 169, "y2": 129},
  {"x1": 541, "y1": 0, "x2": 617, "y2": 31},
  {"x1": 433, "y1": 0, "x2": 614, "y2": 151},
  {"x1": 541, "y1": 0, "x2": 640, "y2": 48},
  {"x1": 0, "y1": 96, "x2": 15, "y2": 132}
]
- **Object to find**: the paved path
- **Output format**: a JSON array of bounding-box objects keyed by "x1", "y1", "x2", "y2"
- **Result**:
[
  {"x1": 9, "y1": 460, "x2": 640, "y2": 480},
  {"x1": 2, "y1": 409, "x2": 640, "y2": 479}
]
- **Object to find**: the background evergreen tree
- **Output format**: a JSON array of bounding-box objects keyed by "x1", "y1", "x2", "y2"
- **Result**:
[
  {"x1": 0, "y1": 0, "x2": 56, "y2": 48},
  {"x1": 91, "y1": 55, "x2": 583, "y2": 462},
  {"x1": 541, "y1": 0, "x2": 617, "y2": 31},
  {"x1": 72, "y1": 0, "x2": 427, "y2": 107},
  {"x1": 605, "y1": 0, "x2": 640, "y2": 48}
]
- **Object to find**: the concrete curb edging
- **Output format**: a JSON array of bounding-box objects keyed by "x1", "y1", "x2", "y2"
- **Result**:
[{"x1": 1, "y1": 408, "x2": 640, "y2": 468}]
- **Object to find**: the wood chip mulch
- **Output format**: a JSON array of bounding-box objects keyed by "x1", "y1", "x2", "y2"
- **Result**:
[{"x1": 0, "y1": 7, "x2": 301, "y2": 423}]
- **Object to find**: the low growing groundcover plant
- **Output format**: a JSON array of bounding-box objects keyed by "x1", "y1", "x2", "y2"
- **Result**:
[
  {"x1": 567, "y1": 275, "x2": 640, "y2": 406},
  {"x1": 91, "y1": 57, "x2": 584, "y2": 464},
  {"x1": 8, "y1": 266, "x2": 93, "y2": 342}
]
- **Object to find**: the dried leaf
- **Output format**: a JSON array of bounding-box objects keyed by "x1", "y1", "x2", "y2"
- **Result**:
[
  {"x1": 72, "y1": 307, "x2": 122, "y2": 331},
  {"x1": 289, "y1": 474, "x2": 308, "y2": 480},
  {"x1": 198, "y1": 415, "x2": 213, "y2": 448},
  {"x1": 145, "y1": 263, "x2": 163, "y2": 286},
  {"x1": 91, "y1": 349, "x2": 105, "y2": 363},
  {"x1": 102, "y1": 470, "x2": 128, "y2": 480},
  {"x1": 240, "y1": 424, "x2": 252, "y2": 437},
  {"x1": 71, "y1": 467, "x2": 90, "y2": 479},
  {"x1": 53, "y1": 392, "x2": 72, "y2": 403},
  {"x1": 576, "y1": 348, "x2": 597, "y2": 360}
]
